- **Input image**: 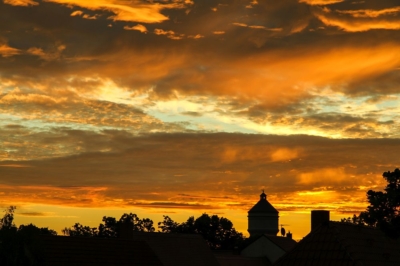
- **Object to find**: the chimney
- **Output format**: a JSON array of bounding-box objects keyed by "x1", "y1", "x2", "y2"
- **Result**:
[
  {"x1": 311, "y1": 210, "x2": 330, "y2": 231},
  {"x1": 286, "y1": 231, "x2": 292, "y2": 239},
  {"x1": 118, "y1": 222, "x2": 134, "y2": 239}
]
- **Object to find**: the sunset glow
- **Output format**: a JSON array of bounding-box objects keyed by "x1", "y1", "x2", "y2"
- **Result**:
[{"x1": 1, "y1": 0, "x2": 400, "y2": 240}]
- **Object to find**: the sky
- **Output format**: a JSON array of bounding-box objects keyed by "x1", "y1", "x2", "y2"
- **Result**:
[{"x1": 1, "y1": 0, "x2": 400, "y2": 240}]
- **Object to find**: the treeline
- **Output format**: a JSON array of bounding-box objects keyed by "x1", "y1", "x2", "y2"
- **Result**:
[
  {"x1": 63, "y1": 213, "x2": 244, "y2": 250},
  {"x1": 0, "y1": 206, "x2": 244, "y2": 251}
]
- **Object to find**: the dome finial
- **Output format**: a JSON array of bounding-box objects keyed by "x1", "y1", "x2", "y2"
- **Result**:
[{"x1": 260, "y1": 190, "x2": 267, "y2": 200}]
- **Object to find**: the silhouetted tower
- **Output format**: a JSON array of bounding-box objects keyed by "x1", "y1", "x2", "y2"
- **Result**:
[{"x1": 248, "y1": 190, "x2": 279, "y2": 237}]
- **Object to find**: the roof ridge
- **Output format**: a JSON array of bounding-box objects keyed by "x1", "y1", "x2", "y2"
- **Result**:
[
  {"x1": 264, "y1": 235, "x2": 297, "y2": 252},
  {"x1": 248, "y1": 198, "x2": 279, "y2": 213}
]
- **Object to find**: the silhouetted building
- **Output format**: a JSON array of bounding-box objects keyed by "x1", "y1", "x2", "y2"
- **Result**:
[
  {"x1": 130, "y1": 231, "x2": 220, "y2": 266},
  {"x1": 248, "y1": 191, "x2": 279, "y2": 237},
  {"x1": 275, "y1": 211, "x2": 400, "y2": 266}
]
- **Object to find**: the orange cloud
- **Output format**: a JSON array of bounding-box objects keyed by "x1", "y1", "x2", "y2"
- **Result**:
[
  {"x1": 299, "y1": 0, "x2": 344, "y2": 5},
  {"x1": 27, "y1": 46, "x2": 65, "y2": 61},
  {"x1": 338, "y1": 7, "x2": 400, "y2": 18},
  {"x1": 271, "y1": 148, "x2": 299, "y2": 162},
  {"x1": 154, "y1": 28, "x2": 184, "y2": 40},
  {"x1": 222, "y1": 145, "x2": 299, "y2": 164},
  {"x1": 0, "y1": 164, "x2": 33, "y2": 168},
  {"x1": 0, "y1": 184, "x2": 110, "y2": 207},
  {"x1": 0, "y1": 44, "x2": 20, "y2": 57},
  {"x1": 315, "y1": 6, "x2": 400, "y2": 31},
  {"x1": 317, "y1": 15, "x2": 400, "y2": 32},
  {"x1": 70, "y1": 10, "x2": 83, "y2": 16},
  {"x1": 4, "y1": 0, "x2": 38, "y2": 6},
  {"x1": 124, "y1": 24, "x2": 148, "y2": 33},
  {"x1": 45, "y1": 0, "x2": 192, "y2": 23},
  {"x1": 298, "y1": 167, "x2": 348, "y2": 184}
]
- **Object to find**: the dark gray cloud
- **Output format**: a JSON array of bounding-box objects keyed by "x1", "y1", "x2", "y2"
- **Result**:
[
  {"x1": 1, "y1": 132, "x2": 398, "y2": 207},
  {"x1": 17, "y1": 212, "x2": 48, "y2": 217}
]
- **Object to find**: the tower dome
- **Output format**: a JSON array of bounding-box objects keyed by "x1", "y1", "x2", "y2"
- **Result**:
[{"x1": 248, "y1": 190, "x2": 279, "y2": 237}]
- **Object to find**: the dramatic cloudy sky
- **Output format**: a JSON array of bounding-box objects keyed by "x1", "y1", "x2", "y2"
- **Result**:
[{"x1": 1, "y1": 0, "x2": 400, "y2": 239}]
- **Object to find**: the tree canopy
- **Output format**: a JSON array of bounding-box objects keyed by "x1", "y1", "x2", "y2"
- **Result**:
[
  {"x1": 1, "y1": 205, "x2": 244, "y2": 252},
  {"x1": 0, "y1": 206, "x2": 56, "y2": 265},
  {"x1": 0, "y1": 206, "x2": 16, "y2": 230},
  {"x1": 64, "y1": 212, "x2": 243, "y2": 249},
  {"x1": 342, "y1": 168, "x2": 400, "y2": 238},
  {"x1": 63, "y1": 212, "x2": 155, "y2": 237},
  {"x1": 360, "y1": 168, "x2": 400, "y2": 237},
  {"x1": 158, "y1": 213, "x2": 244, "y2": 249}
]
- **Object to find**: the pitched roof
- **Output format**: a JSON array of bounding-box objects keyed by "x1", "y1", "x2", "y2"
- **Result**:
[
  {"x1": 275, "y1": 221, "x2": 400, "y2": 266},
  {"x1": 132, "y1": 231, "x2": 220, "y2": 266},
  {"x1": 37, "y1": 235, "x2": 162, "y2": 266},
  {"x1": 248, "y1": 199, "x2": 278, "y2": 214},
  {"x1": 263, "y1": 235, "x2": 297, "y2": 252}
]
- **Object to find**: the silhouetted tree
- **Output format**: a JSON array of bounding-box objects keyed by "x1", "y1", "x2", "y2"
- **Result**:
[
  {"x1": 158, "y1": 213, "x2": 244, "y2": 250},
  {"x1": 0, "y1": 206, "x2": 57, "y2": 265},
  {"x1": 0, "y1": 206, "x2": 16, "y2": 229},
  {"x1": 18, "y1": 224, "x2": 57, "y2": 236},
  {"x1": 65, "y1": 213, "x2": 155, "y2": 237},
  {"x1": 194, "y1": 213, "x2": 244, "y2": 249},
  {"x1": 359, "y1": 168, "x2": 400, "y2": 238},
  {"x1": 62, "y1": 223, "x2": 98, "y2": 237},
  {"x1": 158, "y1": 215, "x2": 196, "y2": 234},
  {"x1": 340, "y1": 214, "x2": 363, "y2": 225},
  {"x1": 0, "y1": 206, "x2": 18, "y2": 265},
  {"x1": 158, "y1": 215, "x2": 180, "y2": 233},
  {"x1": 119, "y1": 213, "x2": 155, "y2": 232},
  {"x1": 98, "y1": 216, "x2": 118, "y2": 238}
]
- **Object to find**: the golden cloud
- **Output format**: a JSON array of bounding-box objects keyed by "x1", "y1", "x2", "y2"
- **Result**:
[
  {"x1": 70, "y1": 10, "x2": 83, "y2": 16},
  {"x1": 154, "y1": 28, "x2": 184, "y2": 40},
  {"x1": 271, "y1": 148, "x2": 299, "y2": 162},
  {"x1": 0, "y1": 184, "x2": 110, "y2": 207},
  {"x1": 338, "y1": 7, "x2": 400, "y2": 18},
  {"x1": 0, "y1": 44, "x2": 20, "y2": 57},
  {"x1": 124, "y1": 24, "x2": 148, "y2": 33},
  {"x1": 298, "y1": 167, "x2": 348, "y2": 184},
  {"x1": 4, "y1": 0, "x2": 38, "y2": 6},
  {"x1": 315, "y1": 6, "x2": 400, "y2": 31},
  {"x1": 45, "y1": 0, "x2": 192, "y2": 23},
  {"x1": 299, "y1": 0, "x2": 344, "y2": 5}
]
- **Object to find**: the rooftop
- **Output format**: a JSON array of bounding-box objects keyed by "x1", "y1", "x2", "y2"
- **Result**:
[
  {"x1": 275, "y1": 221, "x2": 400, "y2": 266},
  {"x1": 131, "y1": 231, "x2": 220, "y2": 266},
  {"x1": 248, "y1": 191, "x2": 278, "y2": 214}
]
